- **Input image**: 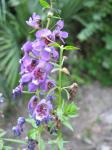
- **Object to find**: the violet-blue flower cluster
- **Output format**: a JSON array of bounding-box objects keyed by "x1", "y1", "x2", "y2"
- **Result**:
[
  {"x1": 12, "y1": 13, "x2": 68, "y2": 135},
  {"x1": 12, "y1": 117, "x2": 25, "y2": 136}
]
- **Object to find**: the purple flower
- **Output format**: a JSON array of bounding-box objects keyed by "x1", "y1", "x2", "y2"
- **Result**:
[
  {"x1": 53, "y1": 30, "x2": 68, "y2": 43},
  {"x1": 12, "y1": 12, "x2": 70, "y2": 139},
  {"x1": 20, "y1": 54, "x2": 32, "y2": 75},
  {"x1": 17, "y1": 117, "x2": 25, "y2": 126},
  {"x1": 32, "y1": 61, "x2": 48, "y2": 82},
  {"x1": 33, "y1": 99, "x2": 52, "y2": 122},
  {"x1": 56, "y1": 20, "x2": 64, "y2": 30},
  {"x1": 21, "y1": 41, "x2": 32, "y2": 53},
  {"x1": 27, "y1": 59, "x2": 38, "y2": 72},
  {"x1": 26, "y1": 13, "x2": 41, "y2": 29},
  {"x1": 28, "y1": 82, "x2": 38, "y2": 92},
  {"x1": 20, "y1": 73, "x2": 32, "y2": 84},
  {"x1": 40, "y1": 79, "x2": 55, "y2": 92},
  {"x1": 12, "y1": 84, "x2": 23, "y2": 97},
  {"x1": 12, "y1": 126, "x2": 22, "y2": 136},
  {"x1": 32, "y1": 40, "x2": 45, "y2": 56},
  {"x1": 36, "y1": 29, "x2": 51, "y2": 39},
  {"x1": 40, "y1": 50, "x2": 51, "y2": 61},
  {"x1": 28, "y1": 95, "x2": 38, "y2": 115},
  {"x1": 53, "y1": 20, "x2": 68, "y2": 43},
  {"x1": 44, "y1": 46, "x2": 59, "y2": 61},
  {"x1": 51, "y1": 47, "x2": 59, "y2": 61},
  {"x1": 33, "y1": 67, "x2": 46, "y2": 81},
  {"x1": 46, "y1": 94, "x2": 56, "y2": 101}
]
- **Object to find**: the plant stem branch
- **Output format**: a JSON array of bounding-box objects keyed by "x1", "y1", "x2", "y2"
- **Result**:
[{"x1": 59, "y1": 46, "x2": 64, "y2": 106}]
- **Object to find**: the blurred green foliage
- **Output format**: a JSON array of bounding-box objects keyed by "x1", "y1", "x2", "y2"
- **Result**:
[{"x1": 0, "y1": 0, "x2": 112, "y2": 99}]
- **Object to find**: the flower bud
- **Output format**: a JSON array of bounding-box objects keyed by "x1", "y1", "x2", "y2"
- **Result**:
[
  {"x1": 47, "y1": 11, "x2": 53, "y2": 18},
  {"x1": 17, "y1": 117, "x2": 25, "y2": 126}
]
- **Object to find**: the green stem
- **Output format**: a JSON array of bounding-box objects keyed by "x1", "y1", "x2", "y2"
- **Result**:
[
  {"x1": 59, "y1": 46, "x2": 64, "y2": 106},
  {"x1": 22, "y1": 91, "x2": 35, "y2": 94},
  {"x1": 46, "y1": 0, "x2": 53, "y2": 28},
  {"x1": 46, "y1": 17, "x2": 51, "y2": 28},
  {"x1": 57, "y1": 46, "x2": 64, "y2": 150}
]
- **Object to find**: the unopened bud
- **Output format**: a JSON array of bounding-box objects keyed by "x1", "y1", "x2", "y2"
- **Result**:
[
  {"x1": 48, "y1": 11, "x2": 53, "y2": 17},
  {"x1": 62, "y1": 67, "x2": 70, "y2": 75},
  {"x1": 69, "y1": 82, "x2": 78, "y2": 101},
  {"x1": 63, "y1": 56, "x2": 68, "y2": 60}
]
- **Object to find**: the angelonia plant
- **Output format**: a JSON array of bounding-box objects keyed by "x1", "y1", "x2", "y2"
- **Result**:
[{"x1": 12, "y1": 0, "x2": 79, "y2": 149}]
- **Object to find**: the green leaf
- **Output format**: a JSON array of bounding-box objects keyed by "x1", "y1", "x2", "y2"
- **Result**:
[
  {"x1": 3, "y1": 138, "x2": 26, "y2": 144},
  {"x1": 64, "y1": 102, "x2": 78, "y2": 118},
  {"x1": 38, "y1": 137, "x2": 46, "y2": 150},
  {"x1": 57, "y1": 138, "x2": 67, "y2": 150},
  {"x1": 26, "y1": 118, "x2": 37, "y2": 128},
  {"x1": 78, "y1": 22, "x2": 100, "y2": 41},
  {"x1": 39, "y1": 0, "x2": 50, "y2": 8},
  {"x1": 64, "y1": 46, "x2": 79, "y2": 50},
  {"x1": 28, "y1": 129, "x2": 37, "y2": 140},
  {"x1": 48, "y1": 140, "x2": 56, "y2": 145},
  {"x1": 0, "y1": 131, "x2": 6, "y2": 137},
  {"x1": 103, "y1": 35, "x2": 112, "y2": 50},
  {"x1": 3, "y1": 146, "x2": 12, "y2": 150},
  {"x1": 0, "y1": 140, "x2": 4, "y2": 149},
  {"x1": 48, "y1": 42, "x2": 60, "y2": 48},
  {"x1": 62, "y1": 120, "x2": 74, "y2": 131}
]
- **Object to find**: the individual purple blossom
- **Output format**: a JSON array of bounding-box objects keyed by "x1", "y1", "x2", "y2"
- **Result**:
[
  {"x1": 20, "y1": 73, "x2": 32, "y2": 85},
  {"x1": 12, "y1": 125, "x2": 23, "y2": 136},
  {"x1": 46, "y1": 93, "x2": 56, "y2": 101},
  {"x1": 21, "y1": 41, "x2": 33, "y2": 53},
  {"x1": 12, "y1": 126, "x2": 21, "y2": 136},
  {"x1": 33, "y1": 67, "x2": 46, "y2": 82},
  {"x1": 20, "y1": 54, "x2": 32, "y2": 75},
  {"x1": 40, "y1": 79, "x2": 55, "y2": 92},
  {"x1": 27, "y1": 59, "x2": 38, "y2": 72},
  {"x1": 17, "y1": 117, "x2": 25, "y2": 126},
  {"x1": 40, "y1": 50, "x2": 51, "y2": 61},
  {"x1": 12, "y1": 84, "x2": 23, "y2": 97},
  {"x1": 51, "y1": 47, "x2": 59, "y2": 61},
  {"x1": 20, "y1": 57, "x2": 38, "y2": 75},
  {"x1": 56, "y1": 20, "x2": 64, "y2": 30},
  {"x1": 28, "y1": 82, "x2": 38, "y2": 92},
  {"x1": 44, "y1": 47, "x2": 59, "y2": 61},
  {"x1": 26, "y1": 13, "x2": 41, "y2": 29},
  {"x1": 28, "y1": 95, "x2": 38, "y2": 115},
  {"x1": 32, "y1": 60, "x2": 52, "y2": 83},
  {"x1": 32, "y1": 40, "x2": 45, "y2": 57},
  {"x1": 33, "y1": 99, "x2": 53, "y2": 122},
  {"x1": 36, "y1": 29, "x2": 52, "y2": 39},
  {"x1": 53, "y1": 20, "x2": 68, "y2": 43}
]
